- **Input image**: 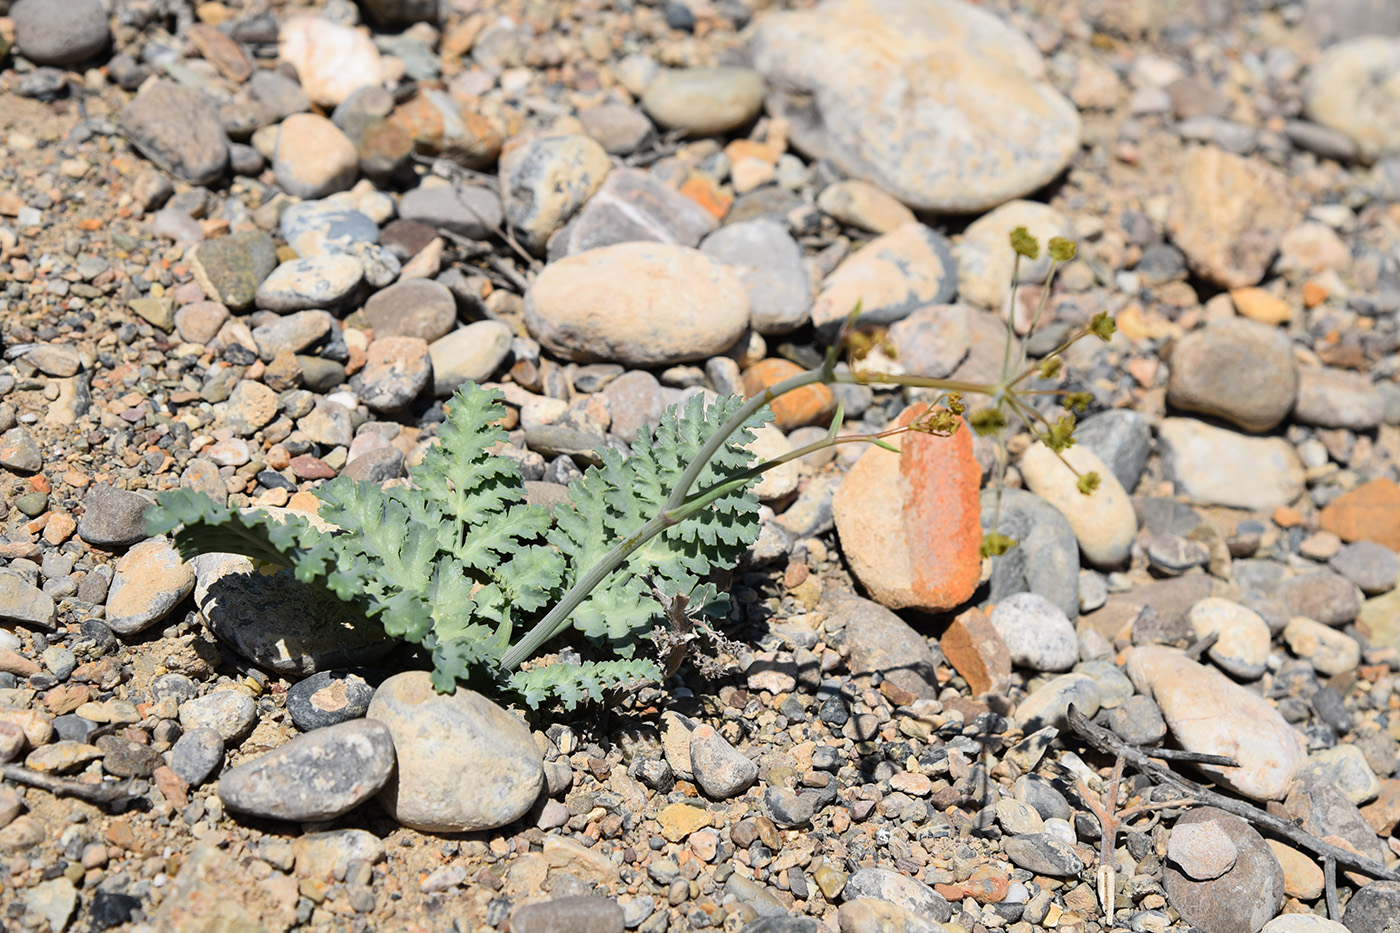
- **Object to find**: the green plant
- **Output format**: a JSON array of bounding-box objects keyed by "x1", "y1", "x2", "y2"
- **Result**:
[{"x1": 145, "y1": 228, "x2": 1112, "y2": 710}]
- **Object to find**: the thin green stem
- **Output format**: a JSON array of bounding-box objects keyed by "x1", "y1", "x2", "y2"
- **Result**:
[
  {"x1": 1014, "y1": 260, "x2": 1062, "y2": 373},
  {"x1": 500, "y1": 511, "x2": 673, "y2": 671}
]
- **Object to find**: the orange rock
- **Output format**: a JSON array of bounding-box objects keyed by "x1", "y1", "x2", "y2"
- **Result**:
[
  {"x1": 724, "y1": 139, "x2": 781, "y2": 165},
  {"x1": 832, "y1": 404, "x2": 981, "y2": 613},
  {"x1": 1361, "y1": 778, "x2": 1400, "y2": 837},
  {"x1": 741, "y1": 358, "x2": 836, "y2": 431},
  {"x1": 1301, "y1": 280, "x2": 1329, "y2": 308},
  {"x1": 679, "y1": 174, "x2": 733, "y2": 220},
  {"x1": 1273, "y1": 505, "x2": 1303, "y2": 528},
  {"x1": 1320, "y1": 478, "x2": 1400, "y2": 551},
  {"x1": 1229, "y1": 287, "x2": 1293, "y2": 325},
  {"x1": 388, "y1": 90, "x2": 501, "y2": 169},
  {"x1": 934, "y1": 864, "x2": 1010, "y2": 904},
  {"x1": 939, "y1": 607, "x2": 1013, "y2": 697}
]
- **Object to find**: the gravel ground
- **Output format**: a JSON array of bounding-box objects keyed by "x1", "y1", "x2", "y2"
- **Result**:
[{"x1": 0, "y1": 1, "x2": 1399, "y2": 933}]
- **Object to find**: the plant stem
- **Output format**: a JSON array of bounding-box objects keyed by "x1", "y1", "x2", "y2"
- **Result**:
[{"x1": 503, "y1": 366, "x2": 995, "y2": 672}]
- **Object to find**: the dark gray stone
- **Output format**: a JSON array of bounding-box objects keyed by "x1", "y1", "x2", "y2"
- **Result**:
[
  {"x1": 1330, "y1": 541, "x2": 1400, "y2": 595},
  {"x1": 170, "y1": 727, "x2": 225, "y2": 786},
  {"x1": 1163, "y1": 807, "x2": 1284, "y2": 933},
  {"x1": 1279, "y1": 572, "x2": 1362, "y2": 626},
  {"x1": 835, "y1": 595, "x2": 939, "y2": 699},
  {"x1": 120, "y1": 80, "x2": 229, "y2": 186},
  {"x1": 78, "y1": 484, "x2": 153, "y2": 549},
  {"x1": 191, "y1": 231, "x2": 279, "y2": 311},
  {"x1": 218, "y1": 719, "x2": 395, "y2": 822},
  {"x1": 980, "y1": 488, "x2": 1079, "y2": 620},
  {"x1": 96, "y1": 734, "x2": 163, "y2": 778},
  {"x1": 1343, "y1": 880, "x2": 1400, "y2": 933},
  {"x1": 508, "y1": 896, "x2": 625, "y2": 933},
  {"x1": 1073, "y1": 409, "x2": 1151, "y2": 493},
  {"x1": 1003, "y1": 833, "x2": 1085, "y2": 876},
  {"x1": 286, "y1": 669, "x2": 379, "y2": 732}
]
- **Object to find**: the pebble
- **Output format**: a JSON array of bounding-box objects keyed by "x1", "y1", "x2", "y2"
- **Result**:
[
  {"x1": 0, "y1": 573, "x2": 54, "y2": 630},
  {"x1": 1330, "y1": 541, "x2": 1399, "y2": 594},
  {"x1": 836, "y1": 595, "x2": 939, "y2": 699},
  {"x1": 255, "y1": 254, "x2": 364, "y2": 313},
  {"x1": 1157, "y1": 418, "x2": 1305, "y2": 510},
  {"x1": 224, "y1": 379, "x2": 279, "y2": 435},
  {"x1": 366, "y1": 671, "x2": 543, "y2": 831},
  {"x1": 1072, "y1": 409, "x2": 1152, "y2": 493},
  {"x1": 1292, "y1": 365, "x2": 1386, "y2": 430},
  {"x1": 1012, "y1": 672, "x2": 1101, "y2": 732},
  {"x1": 363, "y1": 278, "x2": 456, "y2": 343},
  {"x1": 278, "y1": 16, "x2": 383, "y2": 109},
  {"x1": 509, "y1": 895, "x2": 625, "y2": 933},
  {"x1": 887, "y1": 305, "x2": 972, "y2": 379},
  {"x1": 170, "y1": 727, "x2": 225, "y2": 786},
  {"x1": 26, "y1": 740, "x2": 100, "y2": 774},
  {"x1": 1342, "y1": 881, "x2": 1400, "y2": 933},
  {"x1": 603, "y1": 370, "x2": 666, "y2": 443},
  {"x1": 190, "y1": 231, "x2": 280, "y2": 311},
  {"x1": 1127, "y1": 646, "x2": 1306, "y2": 800},
  {"x1": 274, "y1": 113, "x2": 359, "y2": 199},
  {"x1": 939, "y1": 607, "x2": 1013, "y2": 697},
  {"x1": 577, "y1": 104, "x2": 655, "y2": 155},
  {"x1": 955, "y1": 200, "x2": 1075, "y2": 311},
  {"x1": 281, "y1": 200, "x2": 380, "y2": 259},
  {"x1": 1264, "y1": 840, "x2": 1324, "y2": 901},
  {"x1": 1167, "y1": 146, "x2": 1297, "y2": 288},
  {"x1": 1018, "y1": 441, "x2": 1137, "y2": 568},
  {"x1": 747, "y1": 423, "x2": 799, "y2": 501},
  {"x1": 525, "y1": 242, "x2": 749, "y2": 366},
  {"x1": 179, "y1": 690, "x2": 258, "y2": 744},
  {"x1": 550, "y1": 167, "x2": 717, "y2": 259},
  {"x1": 1298, "y1": 744, "x2": 1380, "y2": 806},
  {"x1": 752, "y1": 0, "x2": 1079, "y2": 212},
  {"x1": 1284, "y1": 616, "x2": 1360, "y2": 676},
  {"x1": 979, "y1": 488, "x2": 1080, "y2": 619},
  {"x1": 96, "y1": 734, "x2": 162, "y2": 778},
  {"x1": 1320, "y1": 478, "x2": 1400, "y2": 551},
  {"x1": 640, "y1": 67, "x2": 764, "y2": 136},
  {"x1": 700, "y1": 220, "x2": 811, "y2": 334},
  {"x1": 833, "y1": 403, "x2": 981, "y2": 612},
  {"x1": 1167, "y1": 318, "x2": 1298, "y2": 432},
  {"x1": 1303, "y1": 36, "x2": 1400, "y2": 161},
  {"x1": 286, "y1": 669, "x2": 378, "y2": 731},
  {"x1": 500, "y1": 134, "x2": 611, "y2": 255},
  {"x1": 741, "y1": 358, "x2": 836, "y2": 431},
  {"x1": 1162, "y1": 808, "x2": 1285, "y2": 933},
  {"x1": 219, "y1": 719, "x2": 395, "y2": 822},
  {"x1": 252, "y1": 309, "x2": 335, "y2": 361},
  {"x1": 1278, "y1": 572, "x2": 1360, "y2": 626},
  {"x1": 1167, "y1": 818, "x2": 1238, "y2": 880},
  {"x1": 11, "y1": 0, "x2": 109, "y2": 65},
  {"x1": 103, "y1": 536, "x2": 195, "y2": 635},
  {"x1": 119, "y1": 79, "x2": 229, "y2": 186},
  {"x1": 0, "y1": 426, "x2": 42, "y2": 473},
  {"x1": 399, "y1": 183, "x2": 504, "y2": 240},
  {"x1": 174, "y1": 301, "x2": 230, "y2": 345},
  {"x1": 1260, "y1": 918, "x2": 1349, "y2": 933},
  {"x1": 20, "y1": 878, "x2": 76, "y2": 933},
  {"x1": 388, "y1": 89, "x2": 501, "y2": 170},
  {"x1": 1186, "y1": 598, "x2": 1271, "y2": 680},
  {"x1": 808, "y1": 222, "x2": 957, "y2": 335},
  {"x1": 352, "y1": 336, "x2": 432, "y2": 412},
  {"x1": 838, "y1": 899, "x2": 945, "y2": 933},
  {"x1": 816, "y1": 179, "x2": 915, "y2": 235},
  {"x1": 76, "y1": 484, "x2": 153, "y2": 549},
  {"x1": 688, "y1": 725, "x2": 758, "y2": 799},
  {"x1": 1002, "y1": 833, "x2": 1084, "y2": 877},
  {"x1": 430, "y1": 321, "x2": 515, "y2": 396},
  {"x1": 840, "y1": 868, "x2": 951, "y2": 924},
  {"x1": 1107, "y1": 694, "x2": 1167, "y2": 746},
  {"x1": 989, "y1": 592, "x2": 1078, "y2": 672}
]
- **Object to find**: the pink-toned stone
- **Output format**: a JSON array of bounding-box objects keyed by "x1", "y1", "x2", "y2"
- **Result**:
[
  {"x1": 1126, "y1": 646, "x2": 1307, "y2": 801},
  {"x1": 832, "y1": 404, "x2": 981, "y2": 613}
]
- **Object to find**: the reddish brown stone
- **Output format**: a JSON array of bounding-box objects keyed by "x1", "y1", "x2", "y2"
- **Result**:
[
  {"x1": 289, "y1": 456, "x2": 336, "y2": 480},
  {"x1": 1361, "y1": 778, "x2": 1400, "y2": 837},
  {"x1": 832, "y1": 404, "x2": 981, "y2": 613},
  {"x1": 1320, "y1": 479, "x2": 1400, "y2": 551},
  {"x1": 741, "y1": 358, "x2": 837, "y2": 431},
  {"x1": 940, "y1": 608, "x2": 1013, "y2": 697}
]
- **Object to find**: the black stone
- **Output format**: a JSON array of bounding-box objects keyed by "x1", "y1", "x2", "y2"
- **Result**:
[
  {"x1": 285, "y1": 669, "x2": 378, "y2": 732},
  {"x1": 89, "y1": 891, "x2": 142, "y2": 930},
  {"x1": 1343, "y1": 880, "x2": 1400, "y2": 933}
]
